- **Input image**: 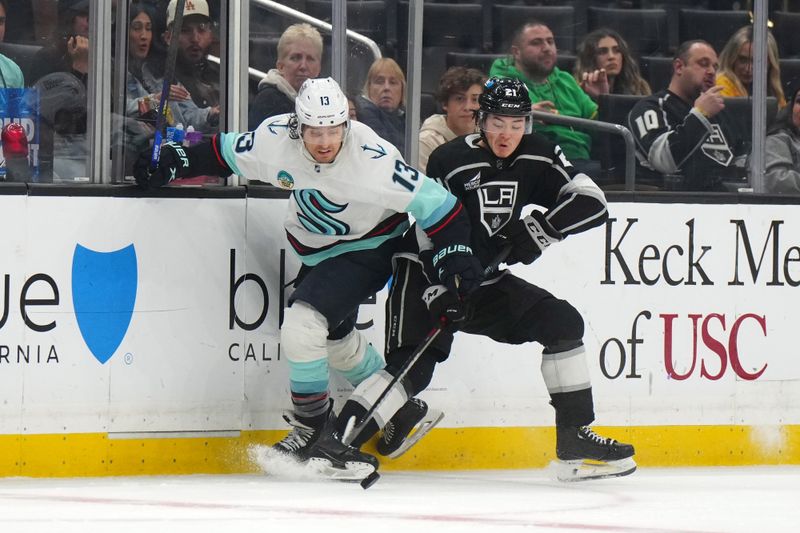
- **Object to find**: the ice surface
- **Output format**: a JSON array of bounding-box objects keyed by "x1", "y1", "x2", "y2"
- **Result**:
[{"x1": 0, "y1": 466, "x2": 796, "y2": 532}]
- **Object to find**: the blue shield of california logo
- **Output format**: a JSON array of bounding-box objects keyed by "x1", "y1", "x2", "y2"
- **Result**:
[{"x1": 72, "y1": 244, "x2": 138, "y2": 364}]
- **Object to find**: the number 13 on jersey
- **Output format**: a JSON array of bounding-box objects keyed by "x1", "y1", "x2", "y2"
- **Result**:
[{"x1": 392, "y1": 159, "x2": 420, "y2": 191}]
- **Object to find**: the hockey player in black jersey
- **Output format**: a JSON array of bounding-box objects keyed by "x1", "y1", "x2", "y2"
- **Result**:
[{"x1": 333, "y1": 77, "x2": 636, "y2": 482}]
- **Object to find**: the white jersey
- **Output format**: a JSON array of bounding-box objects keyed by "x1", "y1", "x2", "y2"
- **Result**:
[{"x1": 218, "y1": 115, "x2": 458, "y2": 265}]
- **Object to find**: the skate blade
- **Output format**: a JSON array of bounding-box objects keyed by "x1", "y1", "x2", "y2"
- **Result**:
[
  {"x1": 306, "y1": 457, "x2": 377, "y2": 482},
  {"x1": 384, "y1": 408, "x2": 445, "y2": 459},
  {"x1": 552, "y1": 457, "x2": 637, "y2": 482}
]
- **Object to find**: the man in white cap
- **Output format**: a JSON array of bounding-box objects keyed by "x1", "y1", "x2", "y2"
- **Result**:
[{"x1": 163, "y1": 0, "x2": 220, "y2": 129}]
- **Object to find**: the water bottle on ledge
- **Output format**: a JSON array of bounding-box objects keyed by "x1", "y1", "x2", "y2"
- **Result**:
[{"x1": 1, "y1": 122, "x2": 30, "y2": 182}]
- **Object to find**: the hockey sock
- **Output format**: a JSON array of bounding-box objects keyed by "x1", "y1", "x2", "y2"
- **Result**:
[
  {"x1": 291, "y1": 391, "x2": 330, "y2": 426},
  {"x1": 550, "y1": 388, "x2": 595, "y2": 427}
]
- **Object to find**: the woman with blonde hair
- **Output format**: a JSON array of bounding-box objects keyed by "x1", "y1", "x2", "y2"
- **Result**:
[
  {"x1": 573, "y1": 28, "x2": 651, "y2": 97},
  {"x1": 356, "y1": 57, "x2": 407, "y2": 152},
  {"x1": 716, "y1": 25, "x2": 785, "y2": 107},
  {"x1": 249, "y1": 23, "x2": 323, "y2": 128}
]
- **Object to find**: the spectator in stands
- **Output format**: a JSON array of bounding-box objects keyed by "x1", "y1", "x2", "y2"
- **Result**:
[
  {"x1": 489, "y1": 21, "x2": 603, "y2": 174},
  {"x1": 574, "y1": 29, "x2": 650, "y2": 98},
  {"x1": 248, "y1": 23, "x2": 323, "y2": 129},
  {"x1": 765, "y1": 79, "x2": 800, "y2": 194},
  {"x1": 418, "y1": 66, "x2": 485, "y2": 171},
  {"x1": 160, "y1": 0, "x2": 220, "y2": 132},
  {"x1": 0, "y1": 0, "x2": 24, "y2": 88},
  {"x1": 28, "y1": 0, "x2": 89, "y2": 85},
  {"x1": 121, "y1": 1, "x2": 196, "y2": 175},
  {"x1": 356, "y1": 57, "x2": 406, "y2": 153},
  {"x1": 716, "y1": 25, "x2": 786, "y2": 108},
  {"x1": 126, "y1": 2, "x2": 190, "y2": 125},
  {"x1": 627, "y1": 40, "x2": 748, "y2": 192},
  {"x1": 27, "y1": 0, "x2": 90, "y2": 181}
]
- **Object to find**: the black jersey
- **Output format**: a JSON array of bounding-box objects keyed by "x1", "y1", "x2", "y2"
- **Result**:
[
  {"x1": 425, "y1": 133, "x2": 608, "y2": 269},
  {"x1": 627, "y1": 90, "x2": 748, "y2": 191}
]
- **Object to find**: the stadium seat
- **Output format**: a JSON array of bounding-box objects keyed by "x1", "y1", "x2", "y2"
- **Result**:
[
  {"x1": 250, "y1": 0, "x2": 306, "y2": 37},
  {"x1": 772, "y1": 12, "x2": 800, "y2": 58},
  {"x1": 420, "y1": 91, "x2": 439, "y2": 123},
  {"x1": 446, "y1": 52, "x2": 503, "y2": 74},
  {"x1": 249, "y1": 35, "x2": 279, "y2": 75},
  {"x1": 781, "y1": 58, "x2": 800, "y2": 91},
  {"x1": 557, "y1": 53, "x2": 576, "y2": 75},
  {"x1": 491, "y1": 5, "x2": 576, "y2": 54},
  {"x1": 304, "y1": 1, "x2": 389, "y2": 46},
  {"x1": 639, "y1": 55, "x2": 674, "y2": 93},
  {"x1": 595, "y1": 93, "x2": 645, "y2": 186},
  {"x1": 398, "y1": 3, "x2": 484, "y2": 94},
  {"x1": 722, "y1": 97, "x2": 779, "y2": 138},
  {"x1": 678, "y1": 9, "x2": 750, "y2": 55},
  {"x1": 587, "y1": 8, "x2": 670, "y2": 57},
  {"x1": 0, "y1": 42, "x2": 42, "y2": 85}
]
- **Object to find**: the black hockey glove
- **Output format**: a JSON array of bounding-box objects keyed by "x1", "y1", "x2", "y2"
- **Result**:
[
  {"x1": 503, "y1": 211, "x2": 563, "y2": 265},
  {"x1": 430, "y1": 244, "x2": 484, "y2": 297},
  {"x1": 422, "y1": 284, "x2": 470, "y2": 328},
  {"x1": 134, "y1": 141, "x2": 189, "y2": 189}
]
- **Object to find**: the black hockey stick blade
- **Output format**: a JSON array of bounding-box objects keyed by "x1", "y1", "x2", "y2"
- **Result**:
[{"x1": 149, "y1": 0, "x2": 186, "y2": 171}]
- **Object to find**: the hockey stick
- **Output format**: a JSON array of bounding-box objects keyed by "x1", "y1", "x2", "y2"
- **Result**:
[
  {"x1": 343, "y1": 243, "x2": 513, "y2": 446},
  {"x1": 149, "y1": 0, "x2": 186, "y2": 171}
]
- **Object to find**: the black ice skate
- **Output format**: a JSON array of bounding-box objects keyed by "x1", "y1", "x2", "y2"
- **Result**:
[
  {"x1": 271, "y1": 411, "x2": 325, "y2": 463},
  {"x1": 307, "y1": 425, "x2": 380, "y2": 482},
  {"x1": 376, "y1": 398, "x2": 444, "y2": 458},
  {"x1": 554, "y1": 425, "x2": 636, "y2": 482}
]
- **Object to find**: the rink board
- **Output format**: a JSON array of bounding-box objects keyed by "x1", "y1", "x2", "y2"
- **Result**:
[{"x1": 1, "y1": 195, "x2": 799, "y2": 476}]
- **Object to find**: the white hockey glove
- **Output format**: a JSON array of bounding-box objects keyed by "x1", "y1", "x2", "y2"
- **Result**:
[{"x1": 503, "y1": 211, "x2": 563, "y2": 265}]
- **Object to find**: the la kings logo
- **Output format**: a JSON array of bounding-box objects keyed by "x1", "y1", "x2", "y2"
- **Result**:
[
  {"x1": 477, "y1": 182, "x2": 517, "y2": 235},
  {"x1": 701, "y1": 124, "x2": 733, "y2": 166}
]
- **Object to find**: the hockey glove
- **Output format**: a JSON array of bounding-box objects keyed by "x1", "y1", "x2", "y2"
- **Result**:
[
  {"x1": 430, "y1": 244, "x2": 484, "y2": 297},
  {"x1": 503, "y1": 211, "x2": 563, "y2": 265},
  {"x1": 134, "y1": 141, "x2": 189, "y2": 189},
  {"x1": 422, "y1": 284, "x2": 470, "y2": 328}
]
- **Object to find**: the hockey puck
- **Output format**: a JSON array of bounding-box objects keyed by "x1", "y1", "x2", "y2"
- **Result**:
[{"x1": 360, "y1": 471, "x2": 380, "y2": 489}]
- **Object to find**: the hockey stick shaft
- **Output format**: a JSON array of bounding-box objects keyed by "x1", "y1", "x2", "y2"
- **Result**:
[
  {"x1": 343, "y1": 243, "x2": 512, "y2": 445},
  {"x1": 149, "y1": 0, "x2": 186, "y2": 171}
]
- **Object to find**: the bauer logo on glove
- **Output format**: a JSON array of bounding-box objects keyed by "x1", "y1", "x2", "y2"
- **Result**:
[{"x1": 431, "y1": 244, "x2": 473, "y2": 267}]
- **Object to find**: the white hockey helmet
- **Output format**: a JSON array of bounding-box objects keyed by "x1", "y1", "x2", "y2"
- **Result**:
[{"x1": 295, "y1": 77, "x2": 349, "y2": 128}]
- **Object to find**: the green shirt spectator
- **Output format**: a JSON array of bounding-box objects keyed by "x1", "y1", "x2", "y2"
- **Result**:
[
  {"x1": 0, "y1": 53, "x2": 23, "y2": 88},
  {"x1": 489, "y1": 22, "x2": 600, "y2": 162},
  {"x1": 490, "y1": 59, "x2": 597, "y2": 161}
]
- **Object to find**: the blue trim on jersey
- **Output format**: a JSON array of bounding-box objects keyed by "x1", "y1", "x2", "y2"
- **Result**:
[
  {"x1": 218, "y1": 132, "x2": 245, "y2": 176},
  {"x1": 406, "y1": 177, "x2": 458, "y2": 230},
  {"x1": 337, "y1": 344, "x2": 384, "y2": 386},
  {"x1": 289, "y1": 358, "x2": 329, "y2": 393},
  {"x1": 294, "y1": 220, "x2": 409, "y2": 266}
]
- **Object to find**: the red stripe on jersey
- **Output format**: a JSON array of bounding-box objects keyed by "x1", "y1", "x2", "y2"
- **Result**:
[
  {"x1": 425, "y1": 203, "x2": 462, "y2": 237},
  {"x1": 211, "y1": 134, "x2": 227, "y2": 169}
]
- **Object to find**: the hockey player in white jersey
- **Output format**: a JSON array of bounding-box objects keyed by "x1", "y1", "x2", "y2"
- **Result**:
[{"x1": 134, "y1": 77, "x2": 483, "y2": 481}]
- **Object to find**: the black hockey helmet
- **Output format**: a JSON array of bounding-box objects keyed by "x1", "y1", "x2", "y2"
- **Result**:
[{"x1": 477, "y1": 77, "x2": 533, "y2": 134}]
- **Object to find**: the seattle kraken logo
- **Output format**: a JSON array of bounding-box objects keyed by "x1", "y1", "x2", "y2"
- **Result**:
[
  {"x1": 294, "y1": 190, "x2": 350, "y2": 235},
  {"x1": 72, "y1": 244, "x2": 138, "y2": 364}
]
